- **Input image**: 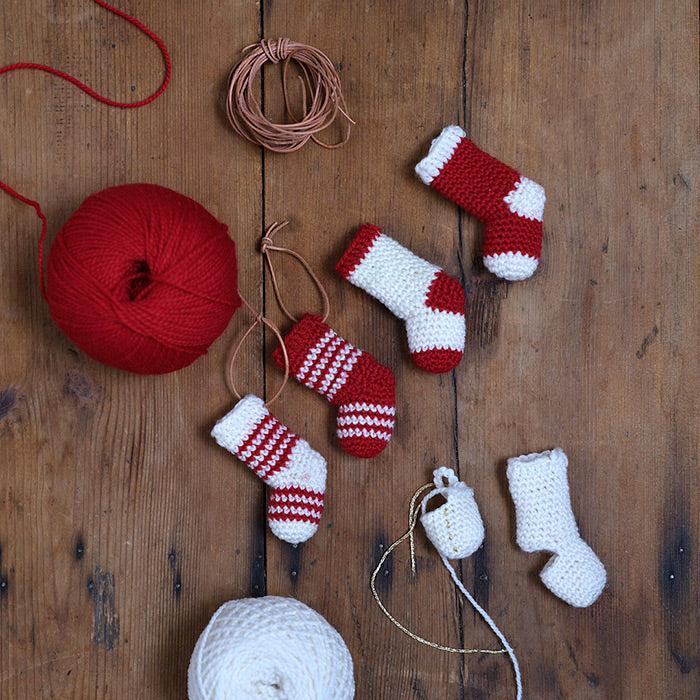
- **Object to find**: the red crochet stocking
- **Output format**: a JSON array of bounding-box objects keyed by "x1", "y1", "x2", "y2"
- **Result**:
[
  {"x1": 415, "y1": 125, "x2": 545, "y2": 281},
  {"x1": 273, "y1": 314, "x2": 395, "y2": 458}
]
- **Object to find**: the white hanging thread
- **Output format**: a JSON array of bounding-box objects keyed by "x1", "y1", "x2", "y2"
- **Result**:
[
  {"x1": 188, "y1": 596, "x2": 355, "y2": 700},
  {"x1": 437, "y1": 554, "x2": 522, "y2": 699},
  {"x1": 370, "y1": 467, "x2": 522, "y2": 700}
]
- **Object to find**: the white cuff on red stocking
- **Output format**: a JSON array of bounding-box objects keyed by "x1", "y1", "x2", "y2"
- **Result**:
[{"x1": 415, "y1": 125, "x2": 545, "y2": 281}]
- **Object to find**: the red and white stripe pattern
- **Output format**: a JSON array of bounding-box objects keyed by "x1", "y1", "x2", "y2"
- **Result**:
[
  {"x1": 335, "y1": 224, "x2": 465, "y2": 373},
  {"x1": 211, "y1": 394, "x2": 326, "y2": 544},
  {"x1": 336, "y1": 401, "x2": 395, "y2": 454},
  {"x1": 415, "y1": 124, "x2": 545, "y2": 281},
  {"x1": 273, "y1": 314, "x2": 395, "y2": 458}
]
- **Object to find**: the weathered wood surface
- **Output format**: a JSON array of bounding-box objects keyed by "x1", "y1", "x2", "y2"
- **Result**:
[{"x1": 1, "y1": 1, "x2": 698, "y2": 698}]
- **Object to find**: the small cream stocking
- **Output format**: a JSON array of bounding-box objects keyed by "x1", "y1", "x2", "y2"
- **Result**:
[{"x1": 506, "y1": 448, "x2": 606, "y2": 607}]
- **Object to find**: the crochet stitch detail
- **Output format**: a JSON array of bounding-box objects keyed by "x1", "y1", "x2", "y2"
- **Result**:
[
  {"x1": 336, "y1": 224, "x2": 465, "y2": 373},
  {"x1": 212, "y1": 394, "x2": 326, "y2": 543},
  {"x1": 506, "y1": 448, "x2": 606, "y2": 607},
  {"x1": 420, "y1": 467, "x2": 485, "y2": 560},
  {"x1": 188, "y1": 596, "x2": 354, "y2": 699},
  {"x1": 415, "y1": 125, "x2": 545, "y2": 281},
  {"x1": 414, "y1": 124, "x2": 466, "y2": 185},
  {"x1": 273, "y1": 314, "x2": 395, "y2": 458}
]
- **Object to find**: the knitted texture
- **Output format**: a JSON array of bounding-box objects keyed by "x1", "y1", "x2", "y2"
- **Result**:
[
  {"x1": 273, "y1": 313, "x2": 395, "y2": 458},
  {"x1": 211, "y1": 394, "x2": 326, "y2": 544},
  {"x1": 45, "y1": 184, "x2": 241, "y2": 374},
  {"x1": 420, "y1": 467, "x2": 484, "y2": 560},
  {"x1": 506, "y1": 448, "x2": 606, "y2": 607},
  {"x1": 415, "y1": 125, "x2": 545, "y2": 281},
  {"x1": 188, "y1": 596, "x2": 355, "y2": 700},
  {"x1": 336, "y1": 223, "x2": 465, "y2": 373}
]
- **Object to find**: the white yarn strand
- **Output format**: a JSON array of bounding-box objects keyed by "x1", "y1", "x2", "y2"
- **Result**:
[
  {"x1": 370, "y1": 469, "x2": 523, "y2": 700},
  {"x1": 369, "y1": 482, "x2": 507, "y2": 656},
  {"x1": 438, "y1": 554, "x2": 523, "y2": 700}
]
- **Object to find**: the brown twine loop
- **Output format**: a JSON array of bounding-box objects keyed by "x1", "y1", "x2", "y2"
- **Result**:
[
  {"x1": 226, "y1": 38, "x2": 354, "y2": 152},
  {"x1": 227, "y1": 294, "x2": 290, "y2": 408},
  {"x1": 260, "y1": 220, "x2": 330, "y2": 324}
]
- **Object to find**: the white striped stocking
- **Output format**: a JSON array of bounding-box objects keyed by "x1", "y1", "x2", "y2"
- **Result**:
[{"x1": 211, "y1": 394, "x2": 326, "y2": 544}]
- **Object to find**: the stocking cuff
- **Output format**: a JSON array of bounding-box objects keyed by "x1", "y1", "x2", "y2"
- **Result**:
[
  {"x1": 507, "y1": 447, "x2": 568, "y2": 492},
  {"x1": 414, "y1": 124, "x2": 466, "y2": 185},
  {"x1": 272, "y1": 313, "x2": 331, "y2": 377},
  {"x1": 335, "y1": 223, "x2": 382, "y2": 280},
  {"x1": 211, "y1": 394, "x2": 268, "y2": 454}
]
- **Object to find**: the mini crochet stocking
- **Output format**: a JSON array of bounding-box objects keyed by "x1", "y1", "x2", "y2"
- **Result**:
[
  {"x1": 335, "y1": 223, "x2": 465, "y2": 373},
  {"x1": 506, "y1": 448, "x2": 606, "y2": 607},
  {"x1": 272, "y1": 313, "x2": 395, "y2": 458},
  {"x1": 415, "y1": 125, "x2": 545, "y2": 281},
  {"x1": 420, "y1": 467, "x2": 485, "y2": 560},
  {"x1": 211, "y1": 394, "x2": 326, "y2": 544}
]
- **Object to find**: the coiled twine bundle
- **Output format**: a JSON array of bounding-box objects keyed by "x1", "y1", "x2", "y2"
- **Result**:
[
  {"x1": 188, "y1": 597, "x2": 355, "y2": 700},
  {"x1": 226, "y1": 38, "x2": 353, "y2": 152},
  {"x1": 45, "y1": 184, "x2": 241, "y2": 374}
]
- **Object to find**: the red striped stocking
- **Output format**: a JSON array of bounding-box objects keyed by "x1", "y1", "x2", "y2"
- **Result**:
[
  {"x1": 211, "y1": 394, "x2": 326, "y2": 544},
  {"x1": 336, "y1": 224, "x2": 465, "y2": 373},
  {"x1": 415, "y1": 125, "x2": 546, "y2": 281},
  {"x1": 272, "y1": 314, "x2": 395, "y2": 458}
]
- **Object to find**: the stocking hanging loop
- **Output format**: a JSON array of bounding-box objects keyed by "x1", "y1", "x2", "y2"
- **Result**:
[
  {"x1": 369, "y1": 480, "x2": 506, "y2": 656},
  {"x1": 227, "y1": 295, "x2": 290, "y2": 408},
  {"x1": 260, "y1": 220, "x2": 331, "y2": 324}
]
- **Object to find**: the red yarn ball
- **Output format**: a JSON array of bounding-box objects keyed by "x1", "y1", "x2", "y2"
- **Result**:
[{"x1": 45, "y1": 184, "x2": 241, "y2": 374}]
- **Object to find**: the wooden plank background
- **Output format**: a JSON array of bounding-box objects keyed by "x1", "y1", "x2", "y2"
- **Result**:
[{"x1": 1, "y1": 1, "x2": 698, "y2": 698}]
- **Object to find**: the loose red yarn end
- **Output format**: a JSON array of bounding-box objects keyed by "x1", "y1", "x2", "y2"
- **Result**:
[
  {"x1": 0, "y1": 0, "x2": 171, "y2": 297},
  {"x1": 0, "y1": 0, "x2": 171, "y2": 110},
  {"x1": 0, "y1": 181, "x2": 49, "y2": 296}
]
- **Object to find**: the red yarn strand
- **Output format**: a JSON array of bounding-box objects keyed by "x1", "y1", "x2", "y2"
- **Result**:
[
  {"x1": 0, "y1": 181, "x2": 48, "y2": 295},
  {"x1": 0, "y1": 0, "x2": 171, "y2": 298}
]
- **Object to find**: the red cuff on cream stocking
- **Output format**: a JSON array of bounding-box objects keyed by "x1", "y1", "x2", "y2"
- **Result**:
[
  {"x1": 336, "y1": 223, "x2": 465, "y2": 373},
  {"x1": 415, "y1": 125, "x2": 545, "y2": 281}
]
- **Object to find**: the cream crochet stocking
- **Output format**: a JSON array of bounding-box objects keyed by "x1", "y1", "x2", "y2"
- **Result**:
[{"x1": 506, "y1": 448, "x2": 606, "y2": 607}]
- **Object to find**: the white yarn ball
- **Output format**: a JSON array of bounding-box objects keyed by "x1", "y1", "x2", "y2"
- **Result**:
[{"x1": 188, "y1": 596, "x2": 355, "y2": 700}]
